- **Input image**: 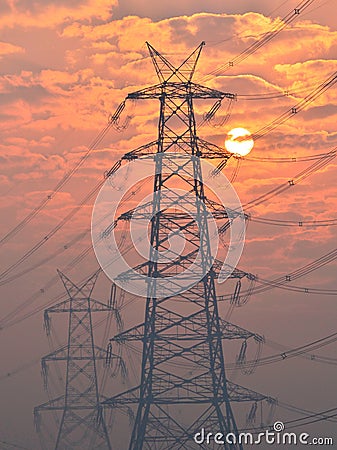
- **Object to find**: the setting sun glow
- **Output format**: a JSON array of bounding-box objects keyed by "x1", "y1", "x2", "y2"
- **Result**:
[{"x1": 224, "y1": 127, "x2": 254, "y2": 157}]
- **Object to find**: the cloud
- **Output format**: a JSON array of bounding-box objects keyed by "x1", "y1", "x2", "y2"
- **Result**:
[
  {"x1": 303, "y1": 104, "x2": 337, "y2": 121},
  {"x1": 0, "y1": 41, "x2": 25, "y2": 58},
  {"x1": 0, "y1": 0, "x2": 118, "y2": 29}
]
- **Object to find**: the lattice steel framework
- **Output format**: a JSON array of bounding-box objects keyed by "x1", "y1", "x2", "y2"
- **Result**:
[
  {"x1": 34, "y1": 271, "x2": 113, "y2": 450},
  {"x1": 102, "y1": 42, "x2": 273, "y2": 450}
]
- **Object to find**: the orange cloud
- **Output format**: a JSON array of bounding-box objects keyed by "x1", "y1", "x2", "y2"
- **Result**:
[
  {"x1": 0, "y1": 0, "x2": 118, "y2": 29},
  {"x1": 0, "y1": 40, "x2": 24, "y2": 57}
]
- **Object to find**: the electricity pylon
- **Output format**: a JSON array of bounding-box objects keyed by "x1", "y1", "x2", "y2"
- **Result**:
[
  {"x1": 103, "y1": 43, "x2": 273, "y2": 449},
  {"x1": 34, "y1": 270, "x2": 113, "y2": 450}
]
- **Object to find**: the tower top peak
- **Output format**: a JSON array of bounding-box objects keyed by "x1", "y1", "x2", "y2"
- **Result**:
[{"x1": 146, "y1": 41, "x2": 205, "y2": 83}]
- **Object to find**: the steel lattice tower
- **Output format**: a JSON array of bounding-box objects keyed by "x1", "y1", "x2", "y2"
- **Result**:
[
  {"x1": 34, "y1": 271, "x2": 113, "y2": 450},
  {"x1": 102, "y1": 42, "x2": 273, "y2": 450}
]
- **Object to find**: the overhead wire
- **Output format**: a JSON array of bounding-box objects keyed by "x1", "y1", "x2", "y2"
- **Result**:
[
  {"x1": 1, "y1": 3, "x2": 334, "y2": 442},
  {"x1": 0, "y1": 183, "x2": 143, "y2": 327},
  {"x1": 1, "y1": 142, "x2": 337, "y2": 330},
  {"x1": 121, "y1": 330, "x2": 337, "y2": 372},
  {"x1": 1, "y1": 83, "x2": 335, "y2": 286},
  {"x1": 243, "y1": 146, "x2": 337, "y2": 210},
  {"x1": 198, "y1": 0, "x2": 317, "y2": 82},
  {"x1": 235, "y1": 79, "x2": 337, "y2": 101},
  {"x1": 1, "y1": 51, "x2": 335, "y2": 287},
  {"x1": 249, "y1": 215, "x2": 337, "y2": 228},
  {"x1": 0, "y1": 5, "x2": 334, "y2": 342},
  {"x1": 210, "y1": 69, "x2": 337, "y2": 173},
  {"x1": 217, "y1": 247, "x2": 337, "y2": 303},
  {"x1": 0, "y1": 122, "x2": 113, "y2": 247},
  {"x1": 242, "y1": 148, "x2": 337, "y2": 163},
  {"x1": 0, "y1": 0, "x2": 325, "y2": 257},
  {"x1": 0, "y1": 179, "x2": 104, "y2": 282},
  {"x1": 0, "y1": 440, "x2": 31, "y2": 450},
  {"x1": 238, "y1": 406, "x2": 337, "y2": 433},
  {"x1": 252, "y1": 71, "x2": 337, "y2": 141}
]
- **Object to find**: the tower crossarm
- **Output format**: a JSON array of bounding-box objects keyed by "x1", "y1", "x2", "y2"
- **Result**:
[
  {"x1": 121, "y1": 140, "x2": 158, "y2": 161},
  {"x1": 45, "y1": 297, "x2": 111, "y2": 315},
  {"x1": 197, "y1": 137, "x2": 233, "y2": 159},
  {"x1": 103, "y1": 375, "x2": 273, "y2": 406},
  {"x1": 127, "y1": 82, "x2": 236, "y2": 101},
  {"x1": 105, "y1": 193, "x2": 245, "y2": 224},
  {"x1": 34, "y1": 395, "x2": 66, "y2": 412},
  {"x1": 204, "y1": 197, "x2": 248, "y2": 220},
  {"x1": 115, "y1": 252, "x2": 255, "y2": 282},
  {"x1": 213, "y1": 261, "x2": 257, "y2": 281},
  {"x1": 119, "y1": 137, "x2": 234, "y2": 160},
  {"x1": 110, "y1": 314, "x2": 260, "y2": 343},
  {"x1": 226, "y1": 382, "x2": 272, "y2": 403},
  {"x1": 219, "y1": 320, "x2": 263, "y2": 341},
  {"x1": 42, "y1": 344, "x2": 108, "y2": 362}
]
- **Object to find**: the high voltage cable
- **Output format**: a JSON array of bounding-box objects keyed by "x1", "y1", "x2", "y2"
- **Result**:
[
  {"x1": 0, "y1": 440, "x2": 31, "y2": 450},
  {"x1": 283, "y1": 409, "x2": 337, "y2": 430},
  {"x1": 0, "y1": 0, "x2": 322, "y2": 254},
  {"x1": 0, "y1": 228, "x2": 137, "y2": 328},
  {"x1": 0, "y1": 179, "x2": 104, "y2": 282},
  {"x1": 0, "y1": 52, "x2": 336, "y2": 328},
  {"x1": 1, "y1": 300, "x2": 336, "y2": 381},
  {"x1": 0, "y1": 99, "x2": 129, "y2": 249},
  {"x1": 239, "y1": 406, "x2": 337, "y2": 433},
  {"x1": 249, "y1": 215, "x2": 337, "y2": 228},
  {"x1": 243, "y1": 149, "x2": 337, "y2": 163},
  {"x1": 243, "y1": 147, "x2": 336, "y2": 210},
  {"x1": 1, "y1": 66, "x2": 335, "y2": 283},
  {"x1": 198, "y1": 0, "x2": 317, "y2": 82},
  {"x1": 237, "y1": 332, "x2": 337, "y2": 369},
  {"x1": 0, "y1": 149, "x2": 336, "y2": 287},
  {"x1": 123, "y1": 331, "x2": 337, "y2": 372},
  {"x1": 252, "y1": 71, "x2": 337, "y2": 140},
  {"x1": 1, "y1": 144, "x2": 337, "y2": 329},
  {"x1": 0, "y1": 94, "x2": 335, "y2": 285},
  {"x1": 0, "y1": 122, "x2": 114, "y2": 247},
  {"x1": 236, "y1": 77, "x2": 337, "y2": 101},
  {"x1": 277, "y1": 399, "x2": 337, "y2": 425},
  {"x1": 212, "y1": 69, "x2": 337, "y2": 173},
  {"x1": 218, "y1": 247, "x2": 337, "y2": 302}
]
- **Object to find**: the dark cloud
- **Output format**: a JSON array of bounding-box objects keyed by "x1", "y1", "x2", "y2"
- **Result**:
[
  {"x1": 14, "y1": 0, "x2": 85, "y2": 11},
  {"x1": 0, "y1": 0, "x2": 11, "y2": 14},
  {"x1": 112, "y1": 0, "x2": 287, "y2": 21},
  {"x1": 0, "y1": 113, "x2": 18, "y2": 121},
  {"x1": 302, "y1": 103, "x2": 337, "y2": 121},
  {"x1": 112, "y1": 0, "x2": 337, "y2": 31},
  {"x1": 0, "y1": 85, "x2": 51, "y2": 105}
]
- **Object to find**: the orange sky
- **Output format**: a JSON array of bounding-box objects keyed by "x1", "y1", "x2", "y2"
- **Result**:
[{"x1": 0, "y1": 0, "x2": 337, "y2": 448}]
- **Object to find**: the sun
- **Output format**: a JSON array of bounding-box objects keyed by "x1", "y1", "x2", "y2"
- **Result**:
[{"x1": 224, "y1": 127, "x2": 254, "y2": 157}]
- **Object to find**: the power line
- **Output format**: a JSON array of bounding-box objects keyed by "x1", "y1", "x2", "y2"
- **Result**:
[
  {"x1": 198, "y1": 0, "x2": 317, "y2": 82},
  {"x1": 0, "y1": 101, "x2": 128, "y2": 248},
  {"x1": 1, "y1": 142, "x2": 337, "y2": 331}
]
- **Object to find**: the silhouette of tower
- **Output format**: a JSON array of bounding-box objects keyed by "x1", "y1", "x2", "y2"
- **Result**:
[
  {"x1": 34, "y1": 270, "x2": 113, "y2": 450},
  {"x1": 103, "y1": 43, "x2": 273, "y2": 449}
]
